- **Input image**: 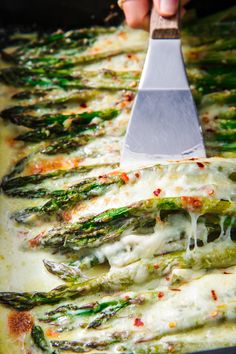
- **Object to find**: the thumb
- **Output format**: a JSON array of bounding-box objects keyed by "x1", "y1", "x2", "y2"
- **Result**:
[{"x1": 154, "y1": 0, "x2": 179, "y2": 17}]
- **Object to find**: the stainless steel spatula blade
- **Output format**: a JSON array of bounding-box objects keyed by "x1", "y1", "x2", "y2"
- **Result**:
[{"x1": 120, "y1": 7, "x2": 206, "y2": 169}]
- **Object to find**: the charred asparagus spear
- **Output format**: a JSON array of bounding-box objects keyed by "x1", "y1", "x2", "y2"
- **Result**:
[
  {"x1": 1, "y1": 241, "x2": 236, "y2": 309},
  {"x1": 25, "y1": 197, "x2": 236, "y2": 251}
]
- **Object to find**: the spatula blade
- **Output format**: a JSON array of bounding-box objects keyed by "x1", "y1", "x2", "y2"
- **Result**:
[{"x1": 120, "y1": 39, "x2": 206, "y2": 169}]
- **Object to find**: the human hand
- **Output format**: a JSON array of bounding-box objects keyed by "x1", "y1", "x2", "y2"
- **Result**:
[{"x1": 119, "y1": 0, "x2": 189, "y2": 30}]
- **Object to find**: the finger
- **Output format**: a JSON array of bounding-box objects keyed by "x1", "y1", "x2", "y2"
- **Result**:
[
  {"x1": 182, "y1": 0, "x2": 190, "y2": 6},
  {"x1": 154, "y1": 0, "x2": 179, "y2": 17},
  {"x1": 122, "y1": 0, "x2": 150, "y2": 30}
]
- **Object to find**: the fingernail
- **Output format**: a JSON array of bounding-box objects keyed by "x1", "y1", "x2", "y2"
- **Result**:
[{"x1": 159, "y1": 0, "x2": 178, "y2": 16}]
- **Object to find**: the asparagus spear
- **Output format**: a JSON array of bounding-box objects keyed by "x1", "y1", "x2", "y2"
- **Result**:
[
  {"x1": 4, "y1": 27, "x2": 117, "y2": 62},
  {"x1": 1, "y1": 241, "x2": 236, "y2": 310},
  {"x1": 0, "y1": 66, "x2": 140, "y2": 89},
  {"x1": 12, "y1": 173, "x2": 126, "y2": 220},
  {"x1": 31, "y1": 325, "x2": 58, "y2": 354},
  {"x1": 0, "y1": 89, "x2": 100, "y2": 120},
  {"x1": 39, "y1": 298, "x2": 130, "y2": 331},
  {"x1": 51, "y1": 338, "x2": 116, "y2": 352},
  {"x1": 43, "y1": 259, "x2": 88, "y2": 283},
  {"x1": 22, "y1": 47, "x2": 144, "y2": 69},
  {"x1": 41, "y1": 132, "x2": 97, "y2": 155},
  {"x1": 2, "y1": 108, "x2": 120, "y2": 129},
  {"x1": 26, "y1": 197, "x2": 236, "y2": 251},
  {"x1": 43, "y1": 255, "x2": 101, "y2": 282},
  {"x1": 187, "y1": 67, "x2": 236, "y2": 94},
  {"x1": 201, "y1": 90, "x2": 236, "y2": 107},
  {"x1": 14, "y1": 108, "x2": 120, "y2": 143},
  {"x1": 1, "y1": 163, "x2": 117, "y2": 196},
  {"x1": 186, "y1": 49, "x2": 236, "y2": 66}
]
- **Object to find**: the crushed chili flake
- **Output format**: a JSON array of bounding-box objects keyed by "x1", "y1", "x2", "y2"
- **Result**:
[
  {"x1": 80, "y1": 102, "x2": 88, "y2": 108},
  {"x1": 181, "y1": 196, "x2": 203, "y2": 210},
  {"x1": 8, "y1": 311, "x2": 33, "y2": 337},
  {"x1": 207, "y1": 188, "x2": 215, "y2": 196},
  {"x1": 211, "y1": 290, "x2": 218, "y2": 301},
  {"x1": 167, "y1": 344, "x2": 175, "y2": 353},
  {"x1": 168, "y1": 321, "x2": 176, "y2": 329},
  {"x1": 153, "y1": 263, "x2": 159, "y2": 270},
  {"x1": 134, "y1": 318, "x2": 144, "y2": 327},
  {"x1": 62, "y1": 211, "x2": 72, "y2": 222},
  {"x1": 120, "y1": 172, "x2": 129, "y2": 183},
  {"x1": 196, "y1": 162, "x2": 205, "y2": 169},
  {"x1": 135, "y1": 172, "x2": 140, "y2": 178},
  {"x1": 201, "y1": 115, "x2": 210, "y2": 124},
  {"x1": 170, "y1": 288, "x2": 181, "y2": 292},
  {"x1": 153, "y1": 188, "x2": 162, "y2": 197},
  {"x1": 46, "y1": 327, "x2": 59, "y2": 338},
  {"x1": 157, "y1": 291, "x2": 165, "y2": 299},
  {"x1": 29, "y1": 231, "x2": 45, "y2": 248},
  {"x1": 124, "y1": 92, "x2": 134, "y2": 102},
  {"x1": 124, "y1": 295, "x2": 131, "y2": 301},
  {"x1": 223, "y1": 271, "x2": 232, "y2": 274}
]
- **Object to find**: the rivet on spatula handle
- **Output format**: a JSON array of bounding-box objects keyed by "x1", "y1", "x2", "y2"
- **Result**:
[{"x1": 150, "y1": 1, "x2": 180, "y2": 39}]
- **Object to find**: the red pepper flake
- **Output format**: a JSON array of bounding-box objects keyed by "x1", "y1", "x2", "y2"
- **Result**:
[
  {"x1": 170, "y1": 288, "x2": 181, "y2": 292},
  {"x1": 211, "y1": 290, "x2": 218, "y2": 301},
  {"x1": 124, "y1": 92, "x2": 134, "y2": 102},
  {"x1": 223, "y1": 271, "x2": 232, "y2": 275},
  {"x1": 134, "y1": 318, "x2": 144, "y2": 327},
  {"x1": 29, "y1": 231, "x2": 45, "y2": 248},
  {"x1": 207, "y1": 188, "x2": 215, "y2": 196},
  {"x1": 62, "y1": 210, "x2": 72, "y2": 222},
  {"x1": 153, "y1": 263, "x2": 159, "y2": 270},
  {"x1": 181, "y1": 196, "x2": 203, "y2": 210},
  {"x1": 124, "y1": 295, "x2": 131, "y2": 300},
  {"x1": 157, "y1": 291, "x2": 165, "y2": 299},
  {"x1": 8, "y1": 311, "x2": 33, "y2": 337},
  {"x1": 196, "y1": 162, "x2": 205, "y2": 169},
  {"x1": 120, "y1": 172, "x2": 129, "y2": 183},
  {"x1": 168, "y1": 344, "x2": 175, "y2": 353},
  {"x1": 135, "y1": 172, "x2": 140, "y2": 178},
  {"x1": 153, "y1": 188, "x2": 162, "y2": 197},
  {"x1": 46, "y1": 327, "x2": 60, "y2": 338},
  {"x1": 201, "y1": 114, "x2": 210, "y2": 124},
  {"x1": 80, "y1": 102, "x2": 87, "y2": 108}
]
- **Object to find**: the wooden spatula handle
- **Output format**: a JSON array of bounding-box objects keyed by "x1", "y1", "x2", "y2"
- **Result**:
[{"x1": 150, "y1": 1, "x2": 180, "y2": 39}]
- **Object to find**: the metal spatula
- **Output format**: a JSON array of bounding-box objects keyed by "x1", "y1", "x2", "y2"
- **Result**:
[{"x1": 120, "y1": 3, "x2": 206, "y2": 169}]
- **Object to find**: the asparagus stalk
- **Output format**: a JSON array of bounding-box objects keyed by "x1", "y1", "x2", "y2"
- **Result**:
[
  {"x1": 51, "y1": 338, "x2": 115, "y2": 352},
  {"x1": 1, "y1": 163, "x2": 117, "y2": 196},
  {"x1": 41, "y1": 132, "x2": 98, "y2": 155},
  {"x1": 4, "y1": 27, "x2": 117, "y2": 62},
  {"x1": 187, "y1": 67, "x2": 236, "y2": 94},
  {"x1": 186, "y1": 49, "x2": 236, "y2": 66},
  {"x1": 26, "y1": 197, "x2": 236, "y2": 251},
  {"x1": 0, "y1": 90, "x2": 100, "y2": 120},
  {"x1": 22, "y1": 47, "x2": 144, "y2": 69},
  {"x1": 12, "y1": 173, "x2": 126, "y2": 220},
  {"x1": 186, "y1": 5, "x2": 236, "y2": 36},
  {"x1": 2, "y1": 108, "x2": 120, "y2": 129},
  {"x1": 0, "y1": 67, "x2": 140, "y2": 89},
  {"x1": 39, "y1": 298, "x2": 130, "y2": 330},
  {"x1": 31, "y1": 325, "x2": 57, "y2": 354},
  {"x1": 43, "y1": 255, "x2": 101, "y2": 282},
  {"x1": 1, "y1": 241, "x2": 236, "y2": 310},
  {"x1": 43, "y1": 259, "x2": 88, "y2": 283},
  {"x1": 201, "y1": 90, "x2": 236, "y2": 107},
  {"x1": 14, "y1": 108, "x2": 120, "y2": 143}
]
